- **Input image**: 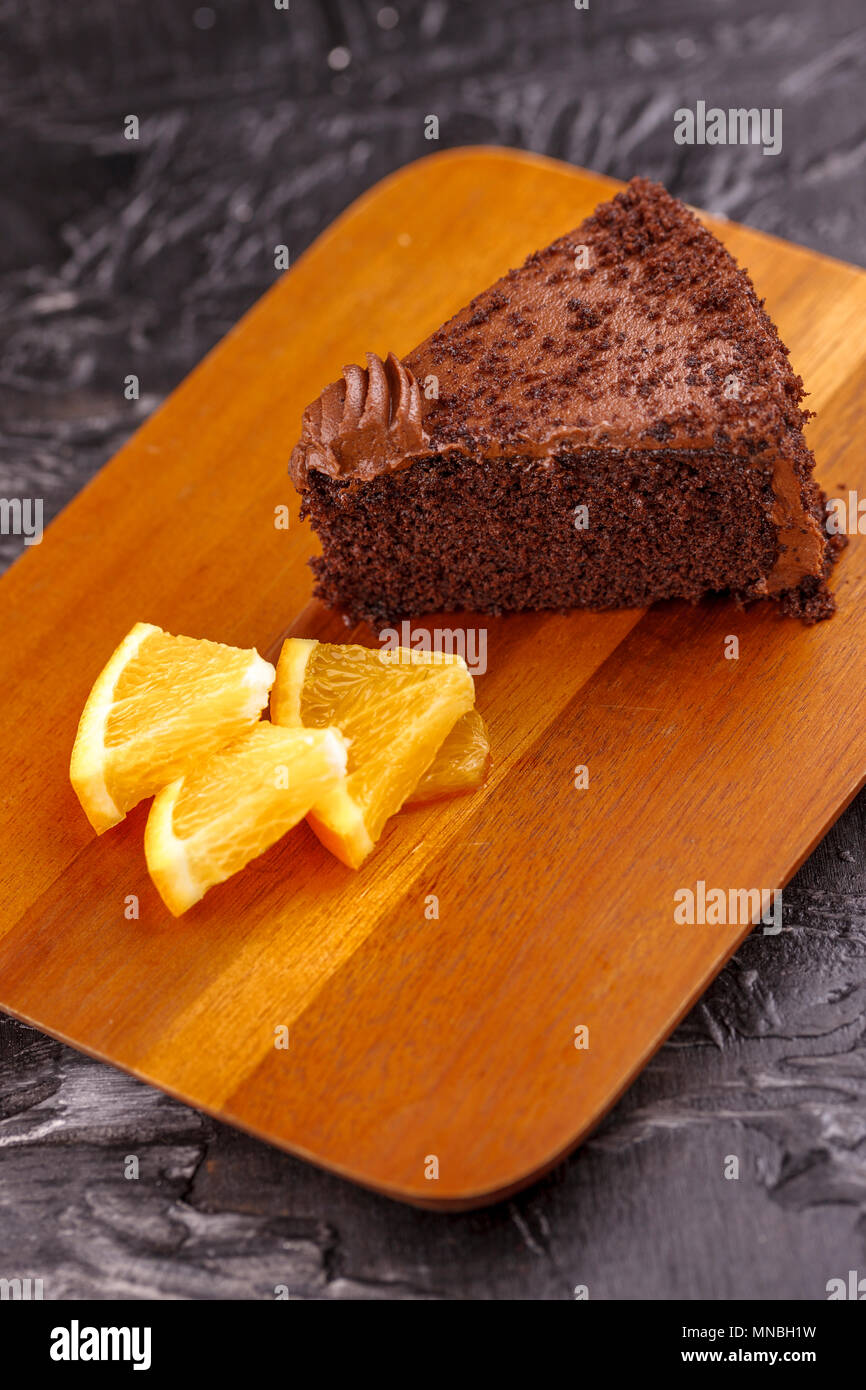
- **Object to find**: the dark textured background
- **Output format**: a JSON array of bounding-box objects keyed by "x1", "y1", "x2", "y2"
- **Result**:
[{"x1": 1, "y1": 0, "x2": 865, "y2": 1300}]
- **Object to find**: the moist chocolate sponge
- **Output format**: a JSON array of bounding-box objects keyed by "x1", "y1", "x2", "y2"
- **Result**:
[{"x1": 303, "y1": 447, "x2": 837, "y2": 625}]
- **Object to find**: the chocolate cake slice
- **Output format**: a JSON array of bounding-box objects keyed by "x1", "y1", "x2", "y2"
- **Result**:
[{"x1": 290, "y1": 178, "x2": 839, "y2": 626}]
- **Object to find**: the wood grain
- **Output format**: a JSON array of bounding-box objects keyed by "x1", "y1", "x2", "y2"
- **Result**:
[{"x1": 0, "y1": 148, "x2": 864, "y2": 1208}]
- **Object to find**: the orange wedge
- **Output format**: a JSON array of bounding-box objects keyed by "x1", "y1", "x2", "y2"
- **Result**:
[
  {"x1": 405, "y1": 709, "x2": 490, "y2": 806},
  {"x1": 271, "y1": 639, "x2": 475, "y2": 868},
  {"x1": 145, "y1": 723, "x2": 348, "y2": 915},
  {"x1": 70, "y1": 622, "x2": 274, "y2": 833}
]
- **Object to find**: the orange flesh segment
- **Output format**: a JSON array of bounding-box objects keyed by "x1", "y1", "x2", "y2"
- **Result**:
[
  {"x1": 145, "y1": 723, "x2": 347, "y2": 915},
  {"x1": 70, "y1": 622, "x2": 274, "y2": 833},
  {"x1": 404, "y1": 709, "x2": 490, "y2": 806},
  {"x1": 271, "y1": 640, "x2": 476, "y2": 867}
]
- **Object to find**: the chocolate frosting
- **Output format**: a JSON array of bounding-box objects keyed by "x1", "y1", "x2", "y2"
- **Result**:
[
  {"x1": 290, "y1": 350, "x2": 427, "y2": 483},
  {"x1": 290, "y1": 179, "x2": 827, "y2": 591}
]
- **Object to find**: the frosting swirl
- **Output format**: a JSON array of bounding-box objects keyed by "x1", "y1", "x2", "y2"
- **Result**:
[{"x1": 290, "y1": 351, "x2": 428, "y2": 485}]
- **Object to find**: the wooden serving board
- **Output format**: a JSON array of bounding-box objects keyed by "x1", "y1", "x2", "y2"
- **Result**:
[{"x1": 1, "y1": 149, "x2": 865, "y2": 1209}]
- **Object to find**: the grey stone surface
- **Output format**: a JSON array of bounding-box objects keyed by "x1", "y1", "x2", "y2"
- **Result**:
[{"x1": 1, "y1": 0, "x2": 864, "y2": 1299}]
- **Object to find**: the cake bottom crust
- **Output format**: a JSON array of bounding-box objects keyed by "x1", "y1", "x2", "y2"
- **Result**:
[{"x1": 301, "y1": 449, "x2": 838, "y2": 627}]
